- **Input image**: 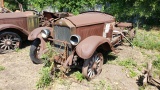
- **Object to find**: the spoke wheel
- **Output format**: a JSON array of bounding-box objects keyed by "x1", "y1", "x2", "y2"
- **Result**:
[
  {"x1": 0, "y1": 32, "x2": 21, "y2": 53},
  {"x1": 82, "y1": 52, "x2": 104, "y2": 80}
]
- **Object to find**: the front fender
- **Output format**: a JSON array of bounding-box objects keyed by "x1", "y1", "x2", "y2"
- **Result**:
[
  {"x1": 76, "y1": 36, "x2": 114, "y2": 59},
  {"x1": 28, "y1": 27, "x2": 53, "y2": 41}
]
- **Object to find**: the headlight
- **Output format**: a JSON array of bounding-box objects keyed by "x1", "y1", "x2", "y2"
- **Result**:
[
  {"x1": 70, "y1": 35, "x2": 81, "y2": 46},
  {"x1": 41, "y1": 29, "x2": 50, "y2": 39}
]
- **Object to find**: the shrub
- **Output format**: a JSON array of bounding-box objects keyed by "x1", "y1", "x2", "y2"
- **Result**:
[{"x1": 36, "y1": 67, "x2": 52, "y2": 89}]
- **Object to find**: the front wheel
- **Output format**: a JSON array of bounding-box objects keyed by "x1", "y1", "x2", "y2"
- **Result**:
[
  {"x1": 0, "y1": 32, "x2": 21, "y2": 53},
  {"x1": 30, "y1": 39, "x2": 43, "y2": 64},
  {"x1": 82, "y1": 52, "x2": 104, "y2": 80}
]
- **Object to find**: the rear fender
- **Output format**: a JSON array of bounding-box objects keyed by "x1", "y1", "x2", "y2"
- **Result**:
[
  {"x1": 28, "y1": 27, "x2": 53, "y2": 41},
  {"x1": 0, "y1": 24, "x2": 28, "y2": 35},
  {"x1": 76, "y1": 36, "x2": 114, "y2": 59}
]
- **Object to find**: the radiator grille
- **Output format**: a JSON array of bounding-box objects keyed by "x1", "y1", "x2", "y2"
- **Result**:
[
  {"x1": 54, "y1": 26, "x2": 71, "y2": 42},
  {"x1": 53, "y1": 25, "x2": 72, "y2": 55}
]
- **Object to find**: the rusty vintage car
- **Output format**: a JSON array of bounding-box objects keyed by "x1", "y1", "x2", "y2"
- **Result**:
[
  {"x1": 0, "y1": 0, "x2": 40, "y2": 53},
  {"x1": 0, "y1": 11, "x2": 39, "y2": 52},
  {"x1": 0, "y1": 0, "x2": 72, "y2": 53},
  {"x1": 28, "y1": 12, "x2": 135, "y2": 80}
]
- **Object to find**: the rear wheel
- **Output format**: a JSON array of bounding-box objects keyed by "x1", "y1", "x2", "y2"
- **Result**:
[
  {"x1": 30, "y1": 39, "x2": 43, "y2": 64},
  {"x1": 0, "y1": 32, "x2": 21, "y2": 53},
  {"x1": 82, "y1": 52, "x2": 104, "y2": 80}
]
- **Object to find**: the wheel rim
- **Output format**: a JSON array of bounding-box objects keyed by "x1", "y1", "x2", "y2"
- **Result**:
[
  {"x1": 0, "y1": 33, "x2": 20, "y2": 51},
  {"x1": 83, "y1": 53, "x2": 103, "y2": 79}
]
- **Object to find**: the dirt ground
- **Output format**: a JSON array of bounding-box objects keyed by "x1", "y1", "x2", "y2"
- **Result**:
[
  {"x1": 0, "y1": 45, "x2": 159, "y2": 90},
  {"x1": 0, "y1": 46, "x2": 43, "y2": 90}
]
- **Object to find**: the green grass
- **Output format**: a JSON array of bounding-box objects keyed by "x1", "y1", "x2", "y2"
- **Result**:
[
  {"x1": 14, "y1": 48, "x2": 20, "y2": 52},
  {"x1": 152, "y1": 55, "x2": 160, "y2": 69},
  {"x1": 118, "y1": 58, "x2": 138, "y2": 78},
  {"x1": 133, "y1": 30, "x2": 160, "y2": 51},
  {"x1": 129, "y1": 69, "x2": 138, "y2": 78},
  {"x1": 0, "y1": 66, "x2": 5, "y2": 71},
  {"x1": 72, "y1": 71, "x2": 85, "y2": 82},
  {"x1": 118, "y1": 58, "x2": 137, "y2": 68},
  {"x1": 92, "y1": 80, "x2": 113, "y2": 90}
]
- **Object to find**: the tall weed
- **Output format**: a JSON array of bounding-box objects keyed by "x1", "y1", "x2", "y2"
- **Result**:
[
  {"x1": 36, "y1": 42, "x2": 57, "y2": 89},
  {"x1": 133, "y1": 30, "x2": 160, "y2": 51}
]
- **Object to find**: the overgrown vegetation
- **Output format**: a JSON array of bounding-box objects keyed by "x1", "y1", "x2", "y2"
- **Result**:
[
  {"x1": 36, "y1": 67, "x2": 52, "y2": 89},
  {"x1": 133, "y1": 30, "x2": 160, "y2": 51},
  {"x1": 36, "y1": 42, "x2": 56, "y2": 89},
  {"x1": 0, "y1": 66, "x2": 5, "y2": 71}
]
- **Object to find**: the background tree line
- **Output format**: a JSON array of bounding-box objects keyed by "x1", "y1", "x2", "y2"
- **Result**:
[{"x1": 4, "y1": 0, "x2": 160, "y2": 28}]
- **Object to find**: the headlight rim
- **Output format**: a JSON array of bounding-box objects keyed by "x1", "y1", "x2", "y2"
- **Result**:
[
  {"x1": 41, "y1": 29, "x2": 50, "y2": 39},
  {"x1": 70, "y1": 34, "x2": 81, "y2": 46}
]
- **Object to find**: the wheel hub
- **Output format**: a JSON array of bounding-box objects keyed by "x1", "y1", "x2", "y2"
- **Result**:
[
  {"x1": 92, "y1": 63, "x2": 97, "y2": 69},
  {"x1": 5, "y1": 40, "x2": 12, "y2": 46}
]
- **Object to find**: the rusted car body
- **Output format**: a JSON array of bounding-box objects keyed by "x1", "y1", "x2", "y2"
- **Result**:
[
  {"x1": 0, "y1": 11, "x2": 39, "y2": 52},
  {"x1": 39, "y1": 11, "x2": 73, "y2": 27},
  {"x1": 28, "y1": 12, "x2": 134, "y2": 80}
]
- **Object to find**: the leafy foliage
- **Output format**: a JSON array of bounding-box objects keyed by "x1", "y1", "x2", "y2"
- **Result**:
[{"x1": 4, "y1": 0, "x2": 160, "y2": 26}]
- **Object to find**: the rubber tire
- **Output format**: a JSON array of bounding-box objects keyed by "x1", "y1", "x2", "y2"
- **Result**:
[
  {"x1": 0, "y1": 32, "x2": 22, "y2": 53},
  {"x1": 82, "y1": 52, "x2": 104, "y2": 80},
  {"x1": 30, "y1": 39, "x2": 43, "y2": 64}
]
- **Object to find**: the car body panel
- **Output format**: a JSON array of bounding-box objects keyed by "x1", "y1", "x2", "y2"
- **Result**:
[
  {"x1": 0, "y1": 24, "x2": 28, "y2": 35},
  {"x1": 76, "y1": 36, "x2": 113, "y2": 59},
  {"x1": 0, "y1": 11, "x2": 39, "y2": 32},
  {"x1": 28, "y1": 27, "x2": 53, "y2": 40}
]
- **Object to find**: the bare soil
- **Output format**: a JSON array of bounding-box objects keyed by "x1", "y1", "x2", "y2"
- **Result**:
[
  {"x1": 0, "y1": 46, "x2": 43, "y2": 90},
  {"x1": 0, "y1": 45, "x2": 159, "y2": 90}
]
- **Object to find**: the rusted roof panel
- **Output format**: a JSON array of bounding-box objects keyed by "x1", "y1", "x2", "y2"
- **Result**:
[
  {"x1": 66, "y1": 12, "x2": 115, "y2": 27},
  {"x1": 0, "y1": 11, "x2": 34, "y2": 19}
]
